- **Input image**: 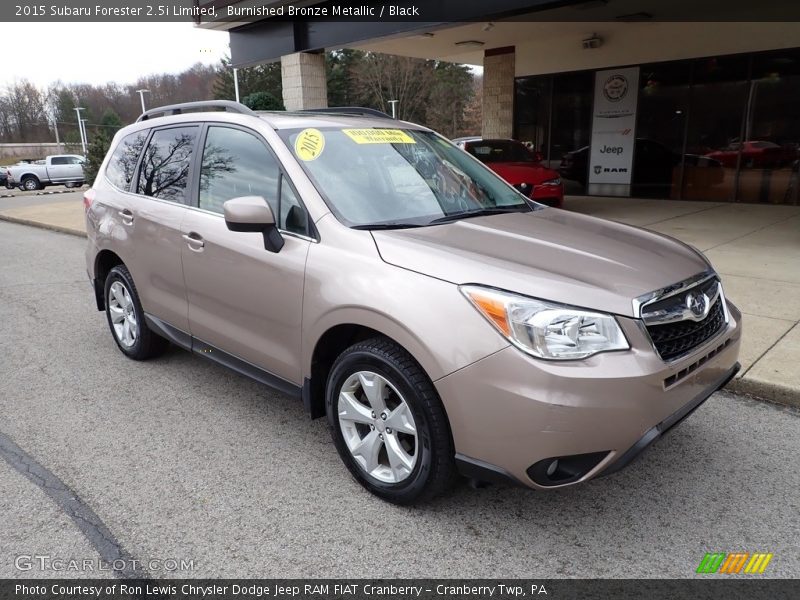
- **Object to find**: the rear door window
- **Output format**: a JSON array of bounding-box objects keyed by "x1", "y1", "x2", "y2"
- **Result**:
[
  {"x1": 106, "y1": 130, "x2": 149, "y2": 191},
  {"x1": 137, "y1": 126, "x2": 199, "y2": 204}
]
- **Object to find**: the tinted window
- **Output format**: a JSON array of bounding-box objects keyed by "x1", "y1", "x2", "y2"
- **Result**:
[
  {"x1": 199, "y1": 126, "x2": 279, "y2": 215},
  {"x1": 50, "y1": 157, "x2": 67, "y2": 165},
  {"x1": 106, "y1": 131, "x2": 149, "y2": 190},
  {"x1": 137, "y1": 126, "x2": 198, "y2": 203}
]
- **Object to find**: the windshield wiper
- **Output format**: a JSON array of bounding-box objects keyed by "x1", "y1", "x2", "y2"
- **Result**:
[
  {"x1": 351, "y1": 222, "x2": 425, "y2": 230},
  {"x1": 427, "y1": 206, "x2": 530, "y2": 225}
]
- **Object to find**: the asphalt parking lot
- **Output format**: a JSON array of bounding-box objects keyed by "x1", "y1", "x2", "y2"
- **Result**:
[{"x1": 1, "y1": 220, "x2": 799, "y2": 579}]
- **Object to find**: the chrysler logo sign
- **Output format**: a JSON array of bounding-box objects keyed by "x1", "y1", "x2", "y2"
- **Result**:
[{"x1": 603, "y1": 74, "x2": 629, "y2": 102}]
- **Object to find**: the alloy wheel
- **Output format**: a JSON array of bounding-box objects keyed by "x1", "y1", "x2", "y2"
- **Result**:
[
  {"x1": 108, "y1": 281, "x2": 138, "y2": 348},
  {"x1": 337, "y1": 371, "x2": 418, "y2": 484}
]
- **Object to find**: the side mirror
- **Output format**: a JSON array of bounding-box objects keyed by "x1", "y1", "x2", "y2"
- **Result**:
[{"x1": 223, "y1": 195, "x2": 284, "y2": 253}]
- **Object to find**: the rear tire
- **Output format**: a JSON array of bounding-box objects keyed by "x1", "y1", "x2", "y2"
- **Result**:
[
  {"x1": 326, "y1": 337, "x2": 456, "y2": 504},
  {"x1": 21, "y1": 176, "x2": 40, "y2": 191},
  {"x1": 104, "y1": 265, "x2": 167, "y2": 360}
]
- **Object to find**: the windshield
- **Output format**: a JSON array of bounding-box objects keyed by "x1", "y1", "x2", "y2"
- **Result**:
[
  {"x1": 466, "y1": 140, "x2": 537, "y2": 163},
  {"x1": 279, "y1": 128, "x2": 534, "y2": 228}
]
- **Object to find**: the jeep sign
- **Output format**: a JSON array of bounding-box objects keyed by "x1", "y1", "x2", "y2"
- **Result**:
[{"x1": 588, "y1": 67, "x2": 640, "y2": 195}]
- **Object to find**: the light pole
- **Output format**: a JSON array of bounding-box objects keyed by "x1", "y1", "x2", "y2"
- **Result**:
[
  {"x1": 81, "y1": 118, "x2": 89, "y2": 149},
  {"x1": 52, "y1": 117, "x2": 62, "y2": 152},
  {"x1": 233, "y1": 68, "x2": 240, "y2": 103},
  {"x1": 74, "y1": 107, "x2": 87, "y2": 155},
  {"x1": 135, "y1": 89, "x2": 150, "y2": 113},
  {"x1": 388, "y1": 99, "x2": 399, "y2": 119}
]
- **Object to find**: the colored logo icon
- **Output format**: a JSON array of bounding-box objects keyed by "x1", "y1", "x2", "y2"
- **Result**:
[{"x1": 696, "y1": 552, "x2": 773, "y2": 574}]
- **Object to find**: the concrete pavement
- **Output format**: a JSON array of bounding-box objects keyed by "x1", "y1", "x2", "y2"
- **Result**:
[
  {"x1": 1, "y1": 220, "x2": 799, "y2": 578},
  {"x1": 1, "y1": 191, "x2": 799, "y2": 406},
  {"x1": 0, "y1": 189, "x2": 86, "y2": 236}
]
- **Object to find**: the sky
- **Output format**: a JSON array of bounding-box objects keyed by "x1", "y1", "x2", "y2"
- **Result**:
[{"x1": 1, "y1": 23, "x2": 231, "y2": 89}]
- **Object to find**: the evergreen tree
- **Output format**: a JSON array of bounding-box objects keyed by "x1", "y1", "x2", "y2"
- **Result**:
[
  {"x1": 326, "y1": 49, "x2": 366, "y2": 107},
  {"x1": 100, "y1": 109, "x2": 123, "y2": 135},
  {"x1": 213, "y1": 57, "x2": 283, "y2": 102},
  {"x1": 242, "y1": 91, "x2": 284, "y2": 111},
  {"x1": 83, "y1": 129, "x2": 111, "y2": 185}
]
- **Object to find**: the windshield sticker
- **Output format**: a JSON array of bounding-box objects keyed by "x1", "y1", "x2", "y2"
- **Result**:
[
  {"x1": 295, "y1": 128, "x2": 326, "y2": 161},
  {"x1": 343, "y1": 129, "x2": 416, "y2": 144}
]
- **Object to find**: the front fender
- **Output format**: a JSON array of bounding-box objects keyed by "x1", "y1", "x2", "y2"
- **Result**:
[{"x1": 302, "y1": 237, "x2": 508, "y2": 383}]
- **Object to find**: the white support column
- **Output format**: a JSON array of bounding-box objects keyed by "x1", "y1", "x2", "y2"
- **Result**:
[
  {"x1": 280, "y1": 52, "x2": 328, "y2": 111},
  {"x1": 482, "y1": 47, "x2": 516, "y2": 139}
]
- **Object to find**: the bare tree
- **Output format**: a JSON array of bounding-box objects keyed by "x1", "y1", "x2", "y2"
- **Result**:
[{"x1": 356, "y1": 53, "x2": 437, "y2": 123}]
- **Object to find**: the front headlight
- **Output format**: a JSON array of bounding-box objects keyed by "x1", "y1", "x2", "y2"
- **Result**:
[
  {"x1": 541, "y1": 177, "x2": 562, "y2": 186},
  {"x1": 461, "y1": 285, "x2": 629, "y2": 360}
]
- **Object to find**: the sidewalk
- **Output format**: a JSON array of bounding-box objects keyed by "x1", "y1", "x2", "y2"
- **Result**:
[
  {"x1": 0, "y1": 191, "x2": 86, "y2": 236},
  {"x1": 1, "y1": 193, "x2": 799, "y2": 407}
]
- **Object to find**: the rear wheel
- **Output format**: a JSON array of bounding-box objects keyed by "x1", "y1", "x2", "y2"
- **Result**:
[
  {"x1": 104, "y1": 265, "x2": 167, "y2": 360},
  {"x1": 326, "y1": 337, "x2": 455, "y2": 504},
  {"x1": 21, "y1": 176, "x2": 40, "y2": 191}
]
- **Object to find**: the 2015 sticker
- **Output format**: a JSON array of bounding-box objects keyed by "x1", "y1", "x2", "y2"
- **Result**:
[
  {"x1": 295, "y1": 128, "x2": 326, "y2": 161},
  {"x1": 343, "y1": 129, "x2": 416, "y2": 144}
]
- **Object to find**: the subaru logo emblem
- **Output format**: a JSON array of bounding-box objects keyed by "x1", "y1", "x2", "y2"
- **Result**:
[{"x1": 686, "y1": 292, "x2": 709, "y2": 319}]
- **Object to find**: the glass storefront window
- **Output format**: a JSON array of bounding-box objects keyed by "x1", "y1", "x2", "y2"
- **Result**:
[
  {"x1": 514, "y1": 76, "x2": 551, "y2": 162},
  {"x1": 635, "y1": 61, "x2": 691, "y2": 199},
  {"x1": 681, "y1": 55, "x2": 750, "y2": 201},
  {"x1": 549, "y1": 71, "x2": 594, "y2": 195},
  {"x1": 513, "y1": 49, "x2": 800, "y2": 204},
  {"x1": 737, "y1": 49, "x2": 800, "y2": 204}
]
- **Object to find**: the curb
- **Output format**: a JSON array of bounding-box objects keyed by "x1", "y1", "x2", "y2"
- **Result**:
[
  {"x1": 0, "y1": 213, "x2": 87, "y2": 238},
  {"x1": 0, "y1": 188, "x2": 82, "y2": 199},
  {"x1": 727, "y1": 377, "x2": 800, "y2": 410}
]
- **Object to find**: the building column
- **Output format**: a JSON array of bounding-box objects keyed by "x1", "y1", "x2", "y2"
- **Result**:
[
  {"x1": 280, "y1": 52, "x2": 328, "y2": 111},
  {"x1": 482, "y1": 46, "x2": 515, "y2": 139}
]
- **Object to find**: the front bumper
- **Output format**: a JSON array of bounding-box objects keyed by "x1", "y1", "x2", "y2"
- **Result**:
[{"x1": 435, "y1": 301, "x2": 742, "y2": 489}]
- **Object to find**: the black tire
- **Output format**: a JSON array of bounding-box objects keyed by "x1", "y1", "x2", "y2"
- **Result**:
[
  {"x1": 21, "y1": 176, "x2": 40, "y2": 191},
  {"x1": 326, "y1": 337, "x2": 455, "y2": 504},
  {"x1": 104, "y1": 265, "x2": 167, "y2": 360}
]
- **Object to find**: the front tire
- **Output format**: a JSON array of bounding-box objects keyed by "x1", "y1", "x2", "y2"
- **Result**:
[
  {"x1": 104, "y1": 265, "x2": 167, "y2": 360},
  {"x1": 326, "y1": 337, "x2": 455, "y2": 504}
]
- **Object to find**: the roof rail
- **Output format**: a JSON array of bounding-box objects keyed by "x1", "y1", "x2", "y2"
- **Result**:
[
  {"x1": 136, "y1": 100, "x2": 257, "y2": 122},
  {"x1": 297, "y1": 107, "x2": 393, "y2": 119}
]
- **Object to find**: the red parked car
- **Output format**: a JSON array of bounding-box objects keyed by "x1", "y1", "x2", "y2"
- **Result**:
[
  {"x1": 705, "y1": 141, "x2": 797, "y2": 168},
  {"x1": 454, "y1": 137, "x2": 564, "y2": 207}
]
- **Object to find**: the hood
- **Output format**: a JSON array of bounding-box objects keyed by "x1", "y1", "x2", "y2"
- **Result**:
[
  {"x1": 372, "y1": 209, "x2": 710, "y2": 317},
  {"x1": 487, "y1": 162, "x2": 558, "y2": 184}
]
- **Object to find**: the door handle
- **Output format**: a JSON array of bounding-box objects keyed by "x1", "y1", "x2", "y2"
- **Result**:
[
  {"x1": 118, "y1": 209, "x2": 134, "y2": 225},
  {"x1": 182, "y1": 232, "x2": 205, "y2": 250}
]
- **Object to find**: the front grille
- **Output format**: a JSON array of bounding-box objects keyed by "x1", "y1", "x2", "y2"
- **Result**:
[{"x1": 646, "y1": 296, "x2": 725, "y2": 361}]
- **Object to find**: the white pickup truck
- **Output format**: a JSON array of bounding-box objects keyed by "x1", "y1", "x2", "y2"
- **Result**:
[{"x1": 6, "y1": 154, "x2": 86, "y2": 191}]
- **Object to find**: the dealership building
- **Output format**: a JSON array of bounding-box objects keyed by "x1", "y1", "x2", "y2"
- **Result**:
[{"x1": 204, "y1": 0, "x2": 800, "y2": 204}]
